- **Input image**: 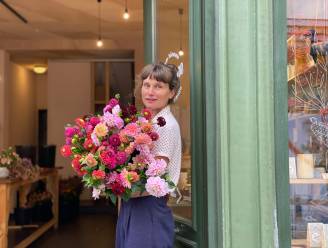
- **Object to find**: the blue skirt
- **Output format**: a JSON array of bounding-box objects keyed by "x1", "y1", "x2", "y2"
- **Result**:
[{"x1": 115, "y1": 196, "x2": 174, "y2": 248}]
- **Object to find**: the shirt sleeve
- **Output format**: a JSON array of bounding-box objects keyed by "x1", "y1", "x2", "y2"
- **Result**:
[{"x1": 152, "y1": 125, "x2": 176, "y2": 160}]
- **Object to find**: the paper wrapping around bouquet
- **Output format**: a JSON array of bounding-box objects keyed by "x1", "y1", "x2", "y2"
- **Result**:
[
  {"x1": 307, "y1": 223, "x2": 323, "y2": 247},
  {"x1": 297, "y1": 154, "x2": 314, "y2": 179}
]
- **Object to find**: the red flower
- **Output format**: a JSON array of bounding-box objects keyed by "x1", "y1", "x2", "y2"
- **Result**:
[
  {"x1": 90, "y1": 117, "x2": 100, "y2": 126},
  {"x1": 128, "y1": 105, "x2": 137, "y2": 115},
  {"x1": 60, "y1": 145, "x2": 72, "y2": 157},
  {"x1": 100, "y1": 149, "x2": 117, "y2": 169},
  {"x1": 149, "y1": 132, "x2": 159, "y2": 141},
  {"x1": 92, "y1": 170, "x2": 106, "y2": 180},
  {"x1": 83, "y1": 139, "x2": 94, "y2": 150},
  {"x1": 116, "y1": 151, "x2": 127, "y2": 165},
  {"x1": 110, "y1": 182, "x2": 125, "y2": 195},
  {"x1": 109, "y1": 134, "x2": 121, "y2": 147},
  {"x1": 157, "y1": 117, "x2": 166, "y2": 127},
  {"x1": 71, "y1": 156, "x2": 86, "y2": 176},
  {"x1": 75, "y1": 118, "x2": 86, "y2": 128},
  {"x1": 142, "y1": 109, "x2": 152, "y2": 120}
]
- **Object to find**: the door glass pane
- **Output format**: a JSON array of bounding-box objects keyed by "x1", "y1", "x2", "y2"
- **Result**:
[
  {"x1": 288, "y1": 1, "x2": 328, "y2": 246},
  {"x1": 94, "y1": 62, "x2": 106, "y2": 102},
  {"x1": 156, "y1": 0, "x2": 191, "y2": 223},
  {"x1": 109, "y1": 62, "x2": 135, "y2": 107}
]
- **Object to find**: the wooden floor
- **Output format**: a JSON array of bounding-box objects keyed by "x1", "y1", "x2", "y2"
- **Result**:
[{"x1": 25, "y1": 213, "x2": 116, "y2": 248}]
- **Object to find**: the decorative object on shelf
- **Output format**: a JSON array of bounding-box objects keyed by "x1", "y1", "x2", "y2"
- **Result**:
[
  {"x1": 307, "y1": 222, "x2": 323, "y2": 247},
  {"x1": 322, "y1": 224, "x2": 328, "y2": 248},
  {"x1": 0, "y1": 147, "x2": 19, "y2": 178},
  {"x1": 0, "y1": 167, "x2": 9, "y2": 179},
  {"x1": 297, "y1": 153, "x2": 315, "y2": 178},
  {"x1": 314, "y1": 167, "x2": 326, "y2": 178},
  {"x1": 10, "y1": 158, "x2": 40, "y2": 180},
  {"x1": 289, "y1": 157, "x2": 298, "y2": 178},
  {"x1": 178, "y1": 172, "x2": 188, "y2": 190}
]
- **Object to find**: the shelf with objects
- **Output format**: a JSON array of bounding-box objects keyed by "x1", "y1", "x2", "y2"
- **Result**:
[
  {"x1": 288, "y1": 25, "x2": 328, "y2": 247},
  {"x1": 0, "y1": 147, "x2": 59, "y2": 248}
]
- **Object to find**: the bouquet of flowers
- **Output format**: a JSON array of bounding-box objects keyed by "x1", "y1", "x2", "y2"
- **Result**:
[
  {"x1": 61, "y1": 94, "x2": 175, "y2": 204},
  {"x1": 0, "y1": 147, "x2": 20, "y2": 168}
]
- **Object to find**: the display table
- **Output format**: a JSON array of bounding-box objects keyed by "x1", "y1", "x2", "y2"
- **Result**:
[{"x1": 0, "y1": 168, "x2": 59, "y2": 248}]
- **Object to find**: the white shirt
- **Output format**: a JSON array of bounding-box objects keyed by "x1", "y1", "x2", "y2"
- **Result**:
[{"x1": 152, "y1": 106, "x2": 181, "y2": 186}]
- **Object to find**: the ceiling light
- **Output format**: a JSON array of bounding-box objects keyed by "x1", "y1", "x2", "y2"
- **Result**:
[
  {"x1": 123, "y1": 0, "x2": 130, "y2": 20},
  {"x1": 96, "y1": 0, "x2": 103, "y2": 48},
  {"x1": 33, "y1": 65, "x2": 47, "y2": 74},
  {"x1": 97, "y1": 38, "x2": 103, "y2": 47}
]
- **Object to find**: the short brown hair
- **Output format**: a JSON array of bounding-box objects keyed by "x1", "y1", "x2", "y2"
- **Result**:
[{"x1": 135, "y1": 62, "x2": 181, "y2": 104}]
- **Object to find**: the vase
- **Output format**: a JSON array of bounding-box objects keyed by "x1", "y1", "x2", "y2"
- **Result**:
[{"x1": 0, "y1": 167, "x2": 9, "y2": 178}]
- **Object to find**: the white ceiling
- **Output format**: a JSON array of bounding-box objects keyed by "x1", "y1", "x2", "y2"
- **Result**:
[{"x1": 0, "y1": 0, "x2": 188, "y2": 64}]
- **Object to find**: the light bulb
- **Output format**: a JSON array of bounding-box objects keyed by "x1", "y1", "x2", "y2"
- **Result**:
[
  {"x1": 178, "y1": 49, "x2": 184, "y2": 56},
  {"x1": 97, "y1": 39, "x2": 103, "y2": 47},
  {"x1": 123, "y1": 10, "x2": 130, "y2": 20}
]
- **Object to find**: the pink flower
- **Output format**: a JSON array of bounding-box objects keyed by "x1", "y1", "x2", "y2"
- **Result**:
[
  {"x1": 91, "y1": 132, "x2": 101, "y2": 146},
  {"x1": 83, "y1": 153, "x2": 98, "y2": 167},
  {"x1": 146, "y1": 159, "x2": 167, "y2": 177},
  {"x1": 114, "y1": 116, "x2": 124, "y2": 129},
  {"x1": 116, "y1": 151, "x2": 127, "y2": 165},
  {"x1": 90, "y1": 117, "x2": 100, "y2": 126},
  {"x1": 92, "y1": 170, "x2": 106, "y2": 179},
  {"x1": 119, "y1": 169, "x2": 140, "y2": 189},
  {"x1": 112, "y1": 105, "x2": 121, "y2": 116},
  {"x1": 125, "y1": 142, "x2": 135, "y2": 155},
  {"x1": 145, "y1": 177, "x2": 169, "y2": 197},
  {"x1": 135, "y1": 133, "x2": 152, "y2": 145},
  {"x1": 65, "y1": 127, "x2": 78, "y2": 138},
  {"x1": 109, "y1": 134, "x2": 121, "y2": 147},
  {"x1": 124, "y1": 123, "x2": 140, "y2": 137},
  {"x1": 109, "y1": 98, "x2": 119, "y2": 107},
  {"x1": 106, "y1": 172, "x2": 119, "y2": 185},
  {"x1": 65, "y1": 137, "x2": 72, "y2": 145}
]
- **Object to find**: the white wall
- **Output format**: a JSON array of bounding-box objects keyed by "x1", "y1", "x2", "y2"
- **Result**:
[
  {"x1": 47, "y1": 61, "x2": 92, "y2": 178},
  {"x1": 9, "y1": 63, "x2": 37, "y2": 146}
]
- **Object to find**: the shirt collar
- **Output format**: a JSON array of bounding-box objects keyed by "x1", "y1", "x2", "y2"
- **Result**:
[{"x1": 152, "y1": 105, "x2": 171, "y2": 121}]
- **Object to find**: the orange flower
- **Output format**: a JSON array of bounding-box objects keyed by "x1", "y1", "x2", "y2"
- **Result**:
[{"x1": 141, "y1": 123, "x2": 152, "y2": 133}]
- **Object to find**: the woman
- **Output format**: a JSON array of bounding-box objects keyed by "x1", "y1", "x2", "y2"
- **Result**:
[{"x1": 115, "y1": 62, "x2": 182, "y2": 248}]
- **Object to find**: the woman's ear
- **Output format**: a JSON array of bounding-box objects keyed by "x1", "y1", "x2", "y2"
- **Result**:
[{"x1": 169, "y1": 89, "x2": 176, "y2": 100}]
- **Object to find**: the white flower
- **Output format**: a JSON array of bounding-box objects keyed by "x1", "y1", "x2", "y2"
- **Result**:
[{"x1": 112, "y1": 105, "x2": 121, "y2": 116}]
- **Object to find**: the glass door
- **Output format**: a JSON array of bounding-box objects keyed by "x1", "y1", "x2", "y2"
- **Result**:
[{"x1": 287, "y1": 0, "x2": 328, "y2": 246}]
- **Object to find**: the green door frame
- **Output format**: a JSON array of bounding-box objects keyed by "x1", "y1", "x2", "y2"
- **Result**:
[{"x1": 144, "y1": 0, "x2": 290, "y2": 247}]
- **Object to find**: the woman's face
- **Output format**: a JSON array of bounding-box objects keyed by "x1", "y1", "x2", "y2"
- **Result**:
[{"x1": 141, "y1": 76, "x2": 175, "y2": 116}]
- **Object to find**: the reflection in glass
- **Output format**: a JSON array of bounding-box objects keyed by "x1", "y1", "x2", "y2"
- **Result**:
[
  {"x1": 109, "y1": 62, "x2": 135, "y2": 106},
  {"x1": 288, "y1": 1, "x2": 328, "y2": 246},
  {"x1": 156, "y1": 0, "x2": 191, "y2": 223}
]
